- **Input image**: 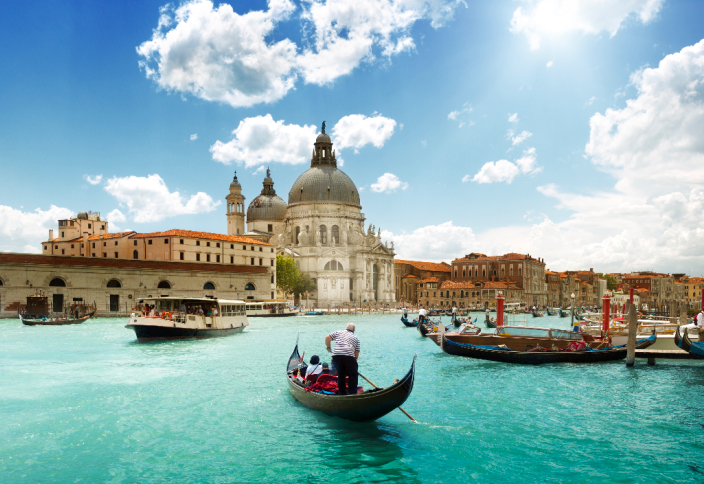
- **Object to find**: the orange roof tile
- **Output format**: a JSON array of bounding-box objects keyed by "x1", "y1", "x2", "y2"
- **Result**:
[
  {"x1": 440, "y1": 281, "x2": 479, "y2": 289},
  {"x1": 394, "y1": 259, "x2": 451, "y2": 272},
  {"x1": 130, "y1": 229, "x2": 270, "y2": 246},
  {"x1": 417, "y1": 277, "x2": 440, "y2": 284},
  {"x1": 403, "y1": 274, "x2": 418, "y2": 278}
]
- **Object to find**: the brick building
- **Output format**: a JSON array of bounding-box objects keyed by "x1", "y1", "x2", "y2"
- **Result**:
[{"x1": 394, "y1": 259, "x2": 451, "y2": 305}]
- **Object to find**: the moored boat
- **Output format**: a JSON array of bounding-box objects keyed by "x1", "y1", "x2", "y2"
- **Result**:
[
  {"x1": 286, "y1": 342, "x2": 416, "y2": 422},
  {"x1": 20, "y1": 314, "x2": 90, "y2": 326},
  {"x1": 125, "y1": 297, "x2": 248, "y2": 342},
  {"x1": 680, "y1": 327, "x2": 704, "y2": 358},
  {"x1": 401, "y1": 316, "x2": 419, "y2": 327},
  {"x1": 440, "y1": 325, "x2": 609, "y2": 351},
  {"x1": 246, "y1": 300, "x2": 297, "y2": 317},
  {"x1": 440, "y1": 331, "x2": 657, "y2": 365}
]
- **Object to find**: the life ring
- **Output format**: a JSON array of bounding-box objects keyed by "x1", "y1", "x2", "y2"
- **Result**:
[{"x1": 164, "y1": 312, "x2": 172, "y2": 320}]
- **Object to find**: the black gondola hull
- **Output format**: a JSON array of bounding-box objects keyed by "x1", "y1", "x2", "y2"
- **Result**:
[
  {"x1": 440, "y1": 332, "x2": 657, "y2": 365},
  {"x1": 286, "y1": 345, "x2": 415, "y2": 422},
  {"x1": 401, "y1": 317, "x2": 418, "y2": 327}
]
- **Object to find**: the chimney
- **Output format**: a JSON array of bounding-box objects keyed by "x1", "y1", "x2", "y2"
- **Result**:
[
  {"x1": 590, "y1": 268, "x2": 593, "y2": 272},
  {"x1": 49, "y1": 229, "x2": 54, "y2": 240}
]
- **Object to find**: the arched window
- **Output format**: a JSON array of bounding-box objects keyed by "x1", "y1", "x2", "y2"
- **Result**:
[
  {"x1": 107, "y1": 279, "x2": 121, "y2": 288},
  {"x1": 320, "y1": 225, "x2": 327, "y2": 244},
  {"x1": 324, "y1": 260, "x2": 344, "y2": 271},
  {"x1": 157, "y1": 281, "x2": 171, "y2": 289},
  {"x1": 0, "y1": 279, "x2": 3, "y2": 286},
  {"x1": 49, "y1": 278, "x2": 66, "y2": 287},
  {"x1": 133, "y1": 250, "x2": 138, "y2": 259},
  {"x1": 295, "y1": 227, "x2": 300, "y2": 244},
  {"x1": 245, "y1": 283, "x2": 256, "y2": 291},
  {"x1": 331, "y1": 225, "x2": 339, "y2": 244},
  {"x1": 204, "y1": 282, "x2": 215, "y2": 290}
]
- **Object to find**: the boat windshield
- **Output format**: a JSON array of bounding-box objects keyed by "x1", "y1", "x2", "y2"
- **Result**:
[
  {"x1": 497, "y1": 327, "x2": 551, "y2": 338},
  {"x1": 550, "y1": 330, "x2": 583, "y2": 340}
]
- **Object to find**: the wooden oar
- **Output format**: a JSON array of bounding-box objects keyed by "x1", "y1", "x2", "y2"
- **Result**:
[{"x1": 357, "y1": 372, "x2": 417, "y2": 423}]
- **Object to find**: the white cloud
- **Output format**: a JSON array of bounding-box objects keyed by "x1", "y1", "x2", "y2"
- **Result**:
[
  {"x1": 546, "y1": 60, "x2": 553, "y2": 68},
  {"x1": 461, "y1": 174, "x2": 470, "y2": 183},
  {"x1": 104, "y1": 174, "x2": 220, "y2": 223},
  {"x1": 106, "y1": 209, "x2": 127, "y2": 232},
  {"x1": 332, "y1": 114, "x2": 396, "y2": 151},
  {"x1": 190, "y1": 134, "x2": 198, "y2": 141},
  {"x1": 447, "y1": 102, "x2": 473, "y2": 127},
  {"x1": 510, "y1": 130, "x2": 533, "y2": 145},
  {"x1": 508, "y1": 113, "x2": 519, "y2": 123},
  {"x1": 0, "y1": 205, "x2": 74, "y2": 253},
  {"x1": 210, "y1": 115, "x2": 317, "y2": 167},
  {"x1": 370, "y1": 173, "x2": 408, "y2": 193},
  {"x1": 382, "y1": 221, "x2": 476, "y2": 262},
  {"x1": 138, "y1": 0, "x2": 464, "y2": 107},
  {"x1": 421, "y1": 140, "x2": 427, "y2": 147},
  {"x1": 585, "y1": 96, "x2": 596, "y2": 106},
  {"x1": 210, "y1": 113, "x2": 396, "y2": 168},
  {"x1": 85, "y1": 174, "x2": 103, "y2": 185},
  {"x1": 511, "y1": 0, "x2": 664, "y2": 50},
  {"x1": 471, "y1": 147, "x2": 540, "y2": 184}
]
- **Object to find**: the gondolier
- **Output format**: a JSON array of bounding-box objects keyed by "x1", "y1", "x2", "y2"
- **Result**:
[
  {"x1": 418, "y1": 307, "x2": 427, "y2": 323},
  {"x1": 325, "y1": 323, "x2": 361, "y2": 395}
]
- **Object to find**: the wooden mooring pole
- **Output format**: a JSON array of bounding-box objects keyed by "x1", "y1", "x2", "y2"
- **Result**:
[{"x1": 626, "y1": 302, "x2": 637, "y2": 367}]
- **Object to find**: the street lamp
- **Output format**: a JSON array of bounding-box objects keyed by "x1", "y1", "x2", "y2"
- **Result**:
[{"x1": 570, "y1": 293, "x2": 576, "y2": 328}]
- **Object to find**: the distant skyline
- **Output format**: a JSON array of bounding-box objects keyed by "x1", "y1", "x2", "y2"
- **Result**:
[{"x1": 1, "y1": 0, "x2": 703, "y2": 273}]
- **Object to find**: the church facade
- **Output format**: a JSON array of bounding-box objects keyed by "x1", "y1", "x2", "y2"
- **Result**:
[{"x1": 237, "y1": 126, "x2": 396, "y2": 306}]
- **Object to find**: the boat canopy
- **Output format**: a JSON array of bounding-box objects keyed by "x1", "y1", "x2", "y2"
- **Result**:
[{"x1": 497, "y1": 326, "x2": 583, "y2": 340}]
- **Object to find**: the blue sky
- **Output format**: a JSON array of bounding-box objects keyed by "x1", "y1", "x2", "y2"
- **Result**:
[{"x1": 1, "y1": 0, "x2": 704, "y2": 273}]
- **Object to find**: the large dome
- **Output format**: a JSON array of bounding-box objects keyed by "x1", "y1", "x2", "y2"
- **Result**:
[
  {"x1": 247, "y1": 168, "x2": 287, "y2": 221},
  {"x1": 288, "y1": 165, "x2": 361, "y2": 206}
]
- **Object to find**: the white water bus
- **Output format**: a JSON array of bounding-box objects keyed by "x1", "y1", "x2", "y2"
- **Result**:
[
  {"x1": 126, "y1": 296, "x2": 248, "y2": 342},
  {"x1": 245, "y1": 300, "x2": 297, "y2": 317}
]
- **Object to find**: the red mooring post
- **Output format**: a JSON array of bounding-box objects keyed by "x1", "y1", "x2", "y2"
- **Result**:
[
  {"x1": 602, "y1": 293, "x2": 611, "y2": 337},
  {"x1": 496, "y1": 291, "x2": 505, "y2": 327},
  {"x1": 630, "y1": 287, "x2": 634, "y2": 305}
]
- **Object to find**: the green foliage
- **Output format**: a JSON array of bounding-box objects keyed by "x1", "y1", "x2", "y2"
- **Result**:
[
  {"x1": 598, "y1": 273, "x2": 618, "y2": 291},
  {"x1": 276, "y1": 255, "x2": 317, "y2": 299}
]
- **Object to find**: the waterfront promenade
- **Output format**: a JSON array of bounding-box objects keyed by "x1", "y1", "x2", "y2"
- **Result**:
[{"x1": 2, "y1": 314, "x2": 703, "y2": 482}]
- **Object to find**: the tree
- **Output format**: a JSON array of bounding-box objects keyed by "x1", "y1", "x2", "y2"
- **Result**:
[
  {"x1": 598, "y1": 273, "x2": 618, "y2": 291},
  {"x1": 276, "y1": 255, "x2": 317, "y2": 304}
]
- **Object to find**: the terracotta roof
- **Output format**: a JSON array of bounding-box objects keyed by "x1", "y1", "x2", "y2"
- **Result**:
[
  {"x1": 454, "y1": 255, "x2": 499, "y2": 262},
  {"x1": 418, "y1": 277, "x2": 440, "y2": 283},
  {"x1": 403, "y1": 274, "x2": 418, "y2": 278},
  {"x1": 130, "y1": 229, "x2": 271, "y2": 246},
  {"x1": 44, "y1": 232, "x2": 136, "y2": 243},
  {"x1": 440, "y1": 281, "x2": 479, "y2": 289},
  {"x1": 0, "y1": 253, "x2": 268, "y2": 274},
  {"x1": 394, "y1": 259, "x2": 451, "y2": 272},
  {"x1": 483, "y1": 281, "x2": 512, "y2": 289}
]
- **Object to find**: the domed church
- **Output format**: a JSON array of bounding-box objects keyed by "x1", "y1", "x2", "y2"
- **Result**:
[{"x1": 228, "y1": 123, "x2": 396, "y2": 306}]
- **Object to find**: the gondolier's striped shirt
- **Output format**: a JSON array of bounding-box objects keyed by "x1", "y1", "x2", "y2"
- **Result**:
[{"x1": 328, "y1": 330, "x2": 360, "y2": 357}]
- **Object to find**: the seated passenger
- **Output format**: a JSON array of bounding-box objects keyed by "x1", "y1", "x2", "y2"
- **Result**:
[
  {"x1": 305, "y1": 355, "x2": 323, "y2": 383},
  {"x1": 321, "y1": 362, "x2": 330, "y2": 374}
]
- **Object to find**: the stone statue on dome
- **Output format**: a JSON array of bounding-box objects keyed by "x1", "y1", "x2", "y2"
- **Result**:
[{"x1": 321, "y1": 121, "x2": 326, "y2": 134}]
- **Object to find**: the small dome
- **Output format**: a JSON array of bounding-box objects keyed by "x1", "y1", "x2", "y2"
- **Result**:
[
  {"x1": 247, "y1": 194, "x2": 287, "y2": 222},
  {"x1": 288, "y1": 165, "x2": 360, "y2": 206},
  {"x1": 316, "y1": 132, "x2": 331, "y2": 143},
  {"x1": 230, "y1": 171, "x2": 241, "y2": 189}
]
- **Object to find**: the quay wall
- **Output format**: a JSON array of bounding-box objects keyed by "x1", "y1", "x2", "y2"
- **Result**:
[{"x1": 0, "y1": 253, "x2": 272, "y2": 318}]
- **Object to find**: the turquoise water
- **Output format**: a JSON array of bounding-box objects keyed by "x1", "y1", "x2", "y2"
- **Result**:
[{"x1": 1, "y1": 313, "x2": 703, "y2": 483}]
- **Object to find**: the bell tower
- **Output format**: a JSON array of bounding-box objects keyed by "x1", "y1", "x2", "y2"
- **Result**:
[{"x1": 226, "y1": 172, "x2": 245, "y2": 236}]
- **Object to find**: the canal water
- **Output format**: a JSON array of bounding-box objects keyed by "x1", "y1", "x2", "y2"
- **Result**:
[{"x1": 1, "y1": 313, "x2": 703, "y2": 483}]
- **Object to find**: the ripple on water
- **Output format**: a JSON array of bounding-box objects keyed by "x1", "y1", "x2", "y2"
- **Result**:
[{"x1": 1, "y1": 315, "x2": 703, "y2": 483}]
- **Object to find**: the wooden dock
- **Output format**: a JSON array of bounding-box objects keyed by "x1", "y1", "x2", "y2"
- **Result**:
[{"x1": 635, "y1": 349, "x2": 703, "y2": 365}]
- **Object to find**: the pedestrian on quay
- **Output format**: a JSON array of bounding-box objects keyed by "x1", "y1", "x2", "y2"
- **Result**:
[
  {"x1": 681, "y1": 309, "x2": 704, "y2": 334},
  {"x1": 325, "y1": 323, "x2": 361, "y2": 395}
]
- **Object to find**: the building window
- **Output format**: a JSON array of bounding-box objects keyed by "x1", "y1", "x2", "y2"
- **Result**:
[
  {"x1": 107, "y1": 279, "x2": 121, "y2": 288},
  {"x1": 92, "y1": 253, "x2": 96, "y2": 257},
  {"x1": 207, "y1": 242, "x2": 211, "y2": 247},
  {"x1": 114, "y1": 252, "x2": 118, "y2": 258},
  {"x1": 134, "y1": 240, "x2": 138, "y2": 246},
  {"x1": 49, "y1": 278, "x2": 66, "y2": 287},
  {"x1": 103, "y1": 242, "x2": 106, "y2": 247},
  {"x1": 245, "y1": 283, "x2": 255, "y2": 291},
  {"x1": 331, "y1": 225, "x2": 339, "y2": 244},
  {"x1": 61, "y1": 249, "x2": 65, "y2": 254},
  {"x1": 44, "y1": 246, "x2": 47, "y2": 250},
  {"x1": 103, "y1": 253, "x2": 107, "y2": 257},
  {"x1": 295, "y1": 227, "x2": 300, "y2": 244},
  {"x1": 71, "y1": 244, "x2": 74, "y2": 249},
  {"x1": 157, "y1": 281, "x2": 171, "y2": 289},
  {"x1": 206, "y1": 254, "x2": 211, "y2": 262},
  {"x1": 320, "y1": 225, "x2": 327, "y2": 244},
  {"x1": 196, "y1": 241, "x2": 200, "y2": 246},
  {"x1": 217, "y1": 243, "x2": 221, "y2": 248},
  {"x1": 271, "y1": 275, "x2": 274, "y2": 283},
  {"x1": 164, "y1": 239, "x2": 169, "y2": 244},
  {"x1": 131, "y1": 250, "x2": 138, "y2": 259},
  {"x1": 196, "y1": 253, "x2": 200, "y2": 261},
  {"x1": 270, "y1": 260, "x2": 274, "y2": 267},
  {"x1": 268, "y1": 224, "x2": 273, "y2": 232},
  {"x1": 204, "y1": 282, "x2": 215, "y2": 290},
  {"x1": 324, "y1": 260, "x2": 344, "y2": 271},
  {"x1": 216, "y1": 255, "x2": 220, "y2": 263},
  {"x1": 230, "y1": 256, "x2": 234, "y2": 263},
  {"x1": 88, "y1": 224, "x2": 91, "y2": 229},
  {"x1": 180, "y1": 239, "x2": 184, "y2": 245},
  {"x1": 259, "y1": 258, "x2": 262, "y2": 266},
  {"x1": 483, "y1": 270, "x2": 486, "y2": 277},
  {"x1": 180, "y1": 252, "x2": 184, "y2": 260},
  {"x1": 243, "y1": 245, "x2": 246, "y2": 250},
  {"x1": 251, "y1": 258, "x2": 255, "y2": 265},
  {"x1": 259, "y1": 247, "x2": 263, "y2": 252},
  {"x1": 146, "y1": 240, "x2": 151, "y2": 245}
]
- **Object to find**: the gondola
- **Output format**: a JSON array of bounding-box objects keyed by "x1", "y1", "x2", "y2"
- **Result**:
[
  {"x1": 681, "y1": 327, "x2": 704, "y2": 358},
  {"x1": 418, "y1": 320, "x2": 447, "y2": 337},
  {"x1": 440, "y1": 331, "x2": 657, "y2": 365},
  {"x1": 286, "y1": 341, "x2": 416, "y2": 422},
  {"x1": 558, "y1": 310, "x2": 569, "y2": 318},
  {"x1": 401, "y1": 316, "x2": 419, "y2": 327},
  {"x1": 531, "y1": 311, "x2": 544, "y2": 318},
  {"x1": 485, "y1": 315, "x2": 497, "y2": 329},
  {"x1": 546, "y1": 309, "x2": 556, "y2": 316},
  {"x1": 20, "y1": 314, "x2": 90, "y2": 326},
  {"x1": 305, "y1": 311, "x2": 324, "y2": 315},
  {"x1": 451, "y1": 315, "x2": 462, "y2": 328}
]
